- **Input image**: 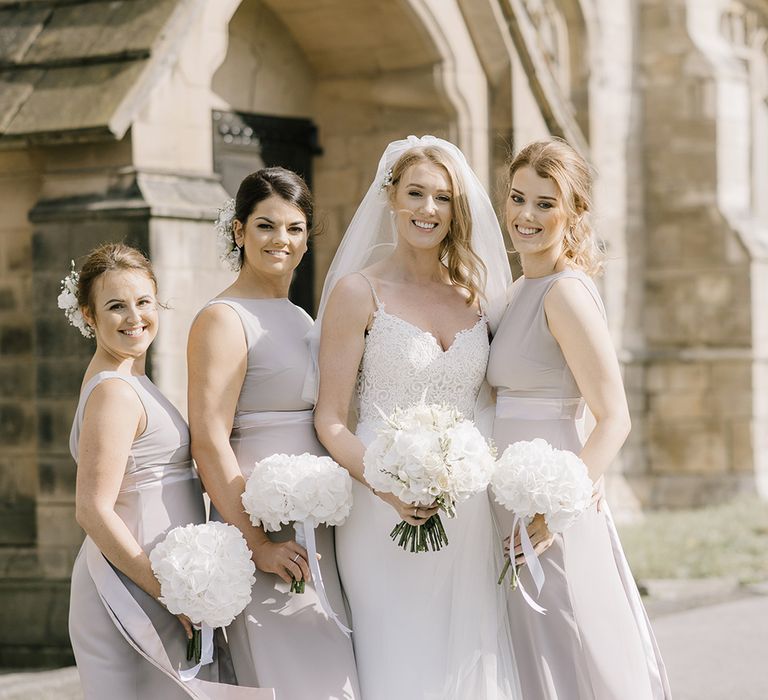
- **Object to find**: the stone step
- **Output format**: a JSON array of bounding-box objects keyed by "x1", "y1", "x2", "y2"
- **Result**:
[{"x1": 0, "y1": 667, "x2": 81, "y2": 700}]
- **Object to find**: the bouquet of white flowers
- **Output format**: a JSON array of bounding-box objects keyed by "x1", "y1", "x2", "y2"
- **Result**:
[
  {"x1": 149, "y1": 521, "x2": 255, "y2": 665},
  {"x1": 241, "y1": 452, "x2": 353, "y2": 635},
  {"x1": 491, "y1": 438, "x2": 593, "y2": 610},
  {"x1": 363, "y1": 402, "x2": 496, "y2": 553}
]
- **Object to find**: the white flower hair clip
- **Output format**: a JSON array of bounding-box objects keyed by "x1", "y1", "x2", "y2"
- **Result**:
[
  {"x1": 57, "y1": 261, "x2": 93, "y2": 338},
  {"x1": 215, "y1": 198, "x2": 242, "y2": 272},
  {"x1": 379, "y1": 167, "x2": 393, "y2": 193}
]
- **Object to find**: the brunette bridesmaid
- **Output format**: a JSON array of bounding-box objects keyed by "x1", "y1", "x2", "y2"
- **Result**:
[{"x1": 187, "y1": 168, "x2": 359, "y2": 699}]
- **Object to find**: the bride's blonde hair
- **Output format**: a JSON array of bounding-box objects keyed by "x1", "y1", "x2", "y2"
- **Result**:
[
  {"x1": 387, "y1": 146, "x2": 487, "y2": 306},
  {"x1": 506, "y1": 138, "x2": 604, "y2": 276}
]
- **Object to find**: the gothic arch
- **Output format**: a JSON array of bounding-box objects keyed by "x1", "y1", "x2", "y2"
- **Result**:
[{"x1": 209, "y1": 0, "x2": 492, "y2": 297}]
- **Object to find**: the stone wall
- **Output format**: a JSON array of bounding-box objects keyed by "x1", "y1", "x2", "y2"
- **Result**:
[
  {"x1": 635, "y1": 0, "x2": 764, "y2": 506},
  {"x1": 0, "y1": 149, "x2": 41, "y2": 551},
  {"x1": 1, "y1": 0, "x2": 767, "y2": 667}
]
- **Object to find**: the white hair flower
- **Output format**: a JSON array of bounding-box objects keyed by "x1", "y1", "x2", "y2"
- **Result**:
[
  {"x1": 378, "y1": 167, "x2": 393, "y2": 193},
  {"x1": 215, "y1": 198, "x2": 242, "y2": 272},
  {"x1": 57, "y1": 262, "x2": 93, "y2": 338}
]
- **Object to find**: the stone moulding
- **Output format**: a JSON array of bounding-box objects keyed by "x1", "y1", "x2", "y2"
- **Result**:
[
  {"x1": 28, "y1": 169, "x2": 229, "y2": 223},
  {"x1": 496, "y1": 0, "x2": 591, "y2": 156},
  {"x1": 0, "y1": 0, "x2": 204, "y2": 146}
]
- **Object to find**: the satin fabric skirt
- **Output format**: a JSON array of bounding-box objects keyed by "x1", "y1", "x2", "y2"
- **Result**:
[
  {"x1": 334, "y1": 420, "x2": 521, "y2": 700},
  {"x1": 221, "y1": 410, "x2": 360, "y2": 700},
  {"x1": 491, "y1": 396, "x2": 671, "y2": 700},
  {"x1": 68, "y1": 473, "x2": 227, "y2": 699}
]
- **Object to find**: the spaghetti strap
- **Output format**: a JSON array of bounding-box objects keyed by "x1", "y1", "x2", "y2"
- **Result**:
[{"x1": 356, "y1": 272, "x2": 382, "y2": 309}]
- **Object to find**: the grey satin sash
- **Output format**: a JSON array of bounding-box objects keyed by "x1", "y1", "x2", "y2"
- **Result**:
[{"x1": 495, "y1": 395, "x2": 585, "y2": 421}]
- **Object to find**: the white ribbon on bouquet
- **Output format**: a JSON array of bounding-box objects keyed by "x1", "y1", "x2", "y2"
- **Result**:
[
  {"x1": 85, "y1": 537, "x2": 275, "y2": 699},
  {"x1": 293, "y1": 518, "x2": 352, "y2": 637},
  {"x1": 509, "y1": 514, "x2": 547, "y2": 615},
  {"x1": 178, "y1": 624, "x2": 214, "y2": 682}
]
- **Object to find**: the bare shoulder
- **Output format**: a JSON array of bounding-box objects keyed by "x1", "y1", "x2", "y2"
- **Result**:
[
  {"x1": 84, "y1": 377, "x2": 143, "y2": 418},
  {"x1": 190, "y1": 301, "x2": 242, "y2": 334},
  {"x1": 327, "y1": 272, "x2": 376, "y2": 317},
  {"x1": 188, "y1": 301, "x2": 246, "y2": 352},
  {"x1": 544, "y1": 275, "x2": 601, "y2": 319}
]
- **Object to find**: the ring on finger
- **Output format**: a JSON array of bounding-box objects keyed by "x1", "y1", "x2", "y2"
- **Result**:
[
  {"x1": 413, "y1": 507, "x2": 419, "y2": 518},
  {"x1": 292, "y1": 553, "x2": 300, "y2": 563}
]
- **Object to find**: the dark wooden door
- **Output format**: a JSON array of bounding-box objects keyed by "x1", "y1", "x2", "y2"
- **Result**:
[{"x1": 212, "y1": 110, "x2": 321, "y2": 315}]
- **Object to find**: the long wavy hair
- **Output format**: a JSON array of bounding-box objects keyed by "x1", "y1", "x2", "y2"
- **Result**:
[
  {"x1": 388, "y1": 146, "x2": 487, "y2": 306},
  {"x1": 506, "y1": 138, "x2": 604, "y2": 276}
]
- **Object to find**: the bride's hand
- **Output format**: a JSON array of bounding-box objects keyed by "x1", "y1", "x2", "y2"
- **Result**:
[
  {"x1": 506, "y1": 514, "x2": 554, "y2": 566},
  {"x1": 374, "y1": 491, "x2": 439, "y2": 526},
  {"x1": 252, "y1": 539, "x2": 311, "y2": 585}
]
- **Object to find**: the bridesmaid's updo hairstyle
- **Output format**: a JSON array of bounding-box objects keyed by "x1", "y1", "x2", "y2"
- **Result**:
[
  {"x1": 388, "y1": 147, "x2": 486, "y2": 307},
  {"x1": 235, "y1": 167, "x2": 314, "y2": 232},
  {"x1": 77, "y1": 243, "x2": 157, "y2": 315},
  {"x1": 506, "y1": 138, "x2": 604, "y2": 276}
]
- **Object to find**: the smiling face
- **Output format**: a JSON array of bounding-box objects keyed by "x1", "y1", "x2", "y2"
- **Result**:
[
  {"x1": 506, "y1": 165, "x2": 569, "y2": 264},
  {"x1": 390, "y1": 160, "x2": 453, "y2": 252},
  {"x1": 83, "y1": 269, "x2": 159, "y2": 361},
  {"x1": 233, "y1": 194, "x2": 308, "y2": 280}
]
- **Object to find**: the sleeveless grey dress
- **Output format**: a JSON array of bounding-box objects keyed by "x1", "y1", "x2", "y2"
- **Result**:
[
  {"x1": 487, "y1": 270, "x2": 672, "y2": 700},
  {"x1": 207, "y1": 298, "x2": 359, "y2": 700},
  {"x1": 68, "y1": 371, "x2": 231, "y2": 699}
]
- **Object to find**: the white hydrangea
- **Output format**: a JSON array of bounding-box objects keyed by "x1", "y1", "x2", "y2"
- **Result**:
[
  {"x1": 57, "y1": 262, "x2": 93, "y2": 338},
  {"x1": 215, "y1": 198, "x2": 242, "y2": 272},
  {"x1": 149, "y1": 521, "x2": 255, "y2": 628},
  {"x1": 241, "y1": 453, "x2": 353, "y2": 531},
  {"x1": 363, "y1": 402, "x2": 495, "y2": 551},
  {"x1": 364, "y1": 403, "x2": 494, "y2": 511},
  {"x1": 491, "y1": 438, "x2": 593, "y2": 534}
]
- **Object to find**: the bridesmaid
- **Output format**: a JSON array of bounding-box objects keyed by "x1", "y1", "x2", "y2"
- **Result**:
[
  {"x1": 67, "y1": 243, "x2": 232, "y2": 698},
  {"x1": 187, "y1": 167, "x2": 360, "y2": 699},
  {"x1": 487, "y1": 139, "x2": 672, "y2": 699}
]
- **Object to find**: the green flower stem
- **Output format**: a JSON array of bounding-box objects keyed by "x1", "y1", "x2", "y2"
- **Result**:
[
  {"x1": 290, "y1": 576, "x2": 305, "y2": 593},
  {"x1": 389, "y1": 514, "x2": 450, "y2": 552},
  {"x1": 497, "y1": 556, "x2": 519, "y2": 589},
  {"x1": 186, "y1": 627, "x2": 202, "y2": 663}
]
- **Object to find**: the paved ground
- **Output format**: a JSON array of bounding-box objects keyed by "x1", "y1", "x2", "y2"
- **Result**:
[
  {"x1": 652, "y1": 593, "x2": 768, "y2": 700},
  {"x1": 1, "y1": 584, "x2": 766, "y2": 699}
]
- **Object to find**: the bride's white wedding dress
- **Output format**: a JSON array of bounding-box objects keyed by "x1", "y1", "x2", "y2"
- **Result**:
[{"x1": 334, "y1": 277, "x2": 520, "y2": 700}]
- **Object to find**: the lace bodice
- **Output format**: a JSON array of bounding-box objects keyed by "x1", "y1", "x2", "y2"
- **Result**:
[{"x1": 355, "y1": 306, "x2": 489, "y2": 427}]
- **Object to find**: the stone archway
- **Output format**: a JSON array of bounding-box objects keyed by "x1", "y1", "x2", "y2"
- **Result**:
[{"x1": 210, "y1": 0, "x2": 492, "y2": 304}]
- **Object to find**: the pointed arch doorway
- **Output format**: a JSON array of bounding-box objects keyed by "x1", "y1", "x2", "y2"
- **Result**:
[{"x1": 212, "y1": 109, "x2": 321, "y2": 314}]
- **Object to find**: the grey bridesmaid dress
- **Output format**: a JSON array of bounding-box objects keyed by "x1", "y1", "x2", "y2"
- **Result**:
[
  {"x1": 487, "y1": 269, "x2": 672, "y2": 700},
  {"x1": 207, "y1": 298, "x2": 359, "y2": 700},
  {"x1": 68, "y1": 371, "x2": 236, "y2": 699}
]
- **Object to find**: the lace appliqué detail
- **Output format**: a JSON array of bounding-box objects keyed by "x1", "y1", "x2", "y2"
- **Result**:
[{"x1": 355, "y1": 309, "x2": 489, "y2": 426}]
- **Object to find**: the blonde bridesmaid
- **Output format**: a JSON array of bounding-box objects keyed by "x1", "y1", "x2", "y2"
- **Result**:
[{"x1": 488, "y1": 139, "x2": 672, "y2": 699}]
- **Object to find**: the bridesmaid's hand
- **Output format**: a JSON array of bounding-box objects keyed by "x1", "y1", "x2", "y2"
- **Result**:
[
  {"x1": 375, "y1": 491, "x2": 439, "y2": 526},
  {"x1": 505, "y1": 514, "x2": 555, "y2": 566},
  {"x1": 176, "y1": 613, "x2": 194, "y2": 640},
  {"x1": 253, "y1": 540, "x2": 311, "y2": 585},
  {"x1": 591, "y1": 476, "x2": 605, "y2": 513}
]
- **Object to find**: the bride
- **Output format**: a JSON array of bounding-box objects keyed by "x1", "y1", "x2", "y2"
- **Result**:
[{"x1": 311, "y1": 135, "x2": 521, "y2": 699}]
